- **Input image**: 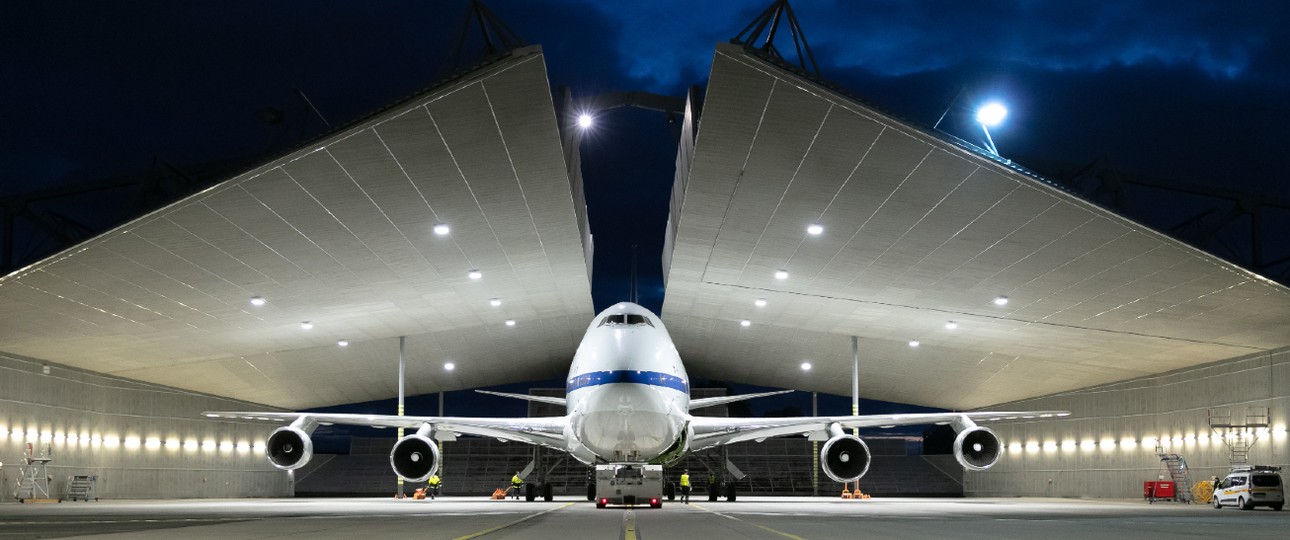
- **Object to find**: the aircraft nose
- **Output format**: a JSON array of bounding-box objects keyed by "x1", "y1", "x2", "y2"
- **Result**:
[{"x1": 577, "y1": 385, "x2": 677, "y2": 461}]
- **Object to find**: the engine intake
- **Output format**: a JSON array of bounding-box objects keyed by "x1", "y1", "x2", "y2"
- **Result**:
[
  {"x1": 390, "y1": 434, "x2": 441, "y2": 482},
  {"x1": 820, "y1": 434, "x2": 871, "y2": 483},
  {"x1": 266, "y1": 426, "x2": 313, "y2": 470},
  {"x1": 953, "y1": 426, "x2": 1001, "y2": 471}
]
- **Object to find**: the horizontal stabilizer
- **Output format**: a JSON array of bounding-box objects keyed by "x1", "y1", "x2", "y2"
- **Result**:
[
  {"x1": 476, "y1": 390, "x2": 566, "y2": 407},
  {"x1": 689, "y1": 390, "x2": 793, "y2": 411}
]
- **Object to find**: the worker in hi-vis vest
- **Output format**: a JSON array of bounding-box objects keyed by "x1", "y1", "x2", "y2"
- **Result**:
[
  {"x1": 680, "y1": 469, "x2": 691, "y2": 504},
  {"x1": 511, "y1": 472, "x2": 524, "y2": 499}
]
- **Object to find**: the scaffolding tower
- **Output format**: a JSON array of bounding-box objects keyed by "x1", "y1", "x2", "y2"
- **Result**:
[{"x1": 1208, "y1": 407, "x2": 1270, "y2": 466}]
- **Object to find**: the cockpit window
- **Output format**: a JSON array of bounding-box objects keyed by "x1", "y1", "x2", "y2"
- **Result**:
[{"x1": 597, "y1": 314, "x2": 654, "y2": 327}]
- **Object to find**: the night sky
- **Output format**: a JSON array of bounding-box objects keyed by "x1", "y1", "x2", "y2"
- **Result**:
[{"x1": 4, "y1": 1, "x2": 1289, "y2": 419}]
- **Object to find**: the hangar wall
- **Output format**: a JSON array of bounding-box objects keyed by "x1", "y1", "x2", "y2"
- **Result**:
[
  {"x1": 0, "y1": 354, "x2": 290, "y2": 501},
  {"x1": 969, "y1": 346, "x2": 1290, "y2": 498}
]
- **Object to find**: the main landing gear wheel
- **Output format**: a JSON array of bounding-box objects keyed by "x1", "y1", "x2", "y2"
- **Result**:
[
  {"x1": 725, "y1": 483, "x2": 737, "y2": 502},
  {"x1": 586, "y1": 483, "x2": 596, "y2": 501},
  {"x1": 542, "y1": 483, "x2": 554, "y2": 502},
  {"x1": 664, "y1": 482, "x2": 675, "y2": 501},
  {"x1": 525, "y1": 483, "x2": 537, "y2": 502}
]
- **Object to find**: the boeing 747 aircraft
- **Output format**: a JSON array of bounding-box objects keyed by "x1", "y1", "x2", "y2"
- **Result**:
[{"x1": 205, "y1": 302, "x2": 1067, "y2": 506}]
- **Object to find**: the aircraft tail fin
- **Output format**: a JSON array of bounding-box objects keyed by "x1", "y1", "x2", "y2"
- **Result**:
[
  {"x1": 475, "y1": 390, "x2": 567, "y2": 407},
  {"x1": 689, "y1": 390, "x2": 793, "y2": 411}
]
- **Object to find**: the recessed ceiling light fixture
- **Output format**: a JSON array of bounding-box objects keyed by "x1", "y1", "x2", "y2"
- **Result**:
[
  {"x1": 301, "y1": 321, "x2": 313, "y2": 330},
  {"x1": 489, "y1": 298, "x2": 502, "y2": 307},
  {"x1": 433, "y1": 224, "x2": 450, "y2": 236},
  {"x1": 807, "y1": 224, "x2": 824, "y2": 235},
  {"x1": 800, "y1": 362, "x2": 812, "y2": 371},
  {"x1": 909, "y1": 339, "x2": 920, "y2": 347},
  {"x1": 740, "y1": 319, "x2": 751, "y2": 327},
  {"x1": 444, "y1": 362, "x2": 455, "y2": 371},
  {"x1": 505, "y1": 319, "x2": 516, "y2": 327},
  {"x1": 994, "y1": 296, "x2": 1009, "y2": 306},
  {"x1": 754, "y1": 298, "x2": 767, "y2": 307},
  {"x1": 337, "y1": 340, "x2": 349, "y2": 347},
  {"x1": 945, "y1": 321, "x2": 958, "y2": 330},
  {"x1": 250, "y1": 296, "x2": 266, "y2": 306},
  {"x1": 774, "y1": 270, "x2": 789, "y2": 280},
  {"x1": 468, "y1": 270, "x2": 483, "y2": 280}
]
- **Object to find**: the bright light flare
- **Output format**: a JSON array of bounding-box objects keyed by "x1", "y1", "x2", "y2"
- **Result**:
[
  {"x1": 976, "y1": 103, "x2": 1007, "y2": 127},
  {"x1": 806, "y1": 224, "x2": 823, "y2": 235},
  {"x1": 444, "y1": 362, "x2": 455, "y2": 371},
  {"x1": 800, "y1": 362, "x2": 812, "y2": 371},
  {"x1": 433, "y1": 224, "x2": 451, "y2": 236},
  {"x1": 774, "y1": 270, "x2": 789, "y2": 280},
  {"x1": 577, "y1": 114, "x2": 593, "y2": 129}
]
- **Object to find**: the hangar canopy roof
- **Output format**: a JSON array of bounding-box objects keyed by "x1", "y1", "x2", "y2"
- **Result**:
[
  {"x1": 0, "y1": 47, "x2": 594, "y2": 409},
  {"x1": 5, "y1": 43, "x2": 1290, "y2": 413},
  {"x1": 660, "y1": 44, "x2": 1290, "y2": 409}
]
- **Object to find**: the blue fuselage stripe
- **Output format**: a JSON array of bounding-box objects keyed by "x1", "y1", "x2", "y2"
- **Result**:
[{"x1": 566, "y1": 370, "x2": 689, "y2": 394}]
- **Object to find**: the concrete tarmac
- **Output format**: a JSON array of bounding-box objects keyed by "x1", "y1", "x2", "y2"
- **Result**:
[{"x1": 1, "y1": 496, "x2": 1287, "y2": 539}]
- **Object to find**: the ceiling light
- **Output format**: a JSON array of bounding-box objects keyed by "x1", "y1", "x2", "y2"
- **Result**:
[
  {"x1": 505, "y1": 319, "x2": 516, "y2": 327},
  {"x1": 994, "y1": 296, "x2": 1009, "y2": 306},
  {"x1": 800, "y1": 362, "x2": 812, "y2": 371},
  {"x1": 740, "y1": 319, "x2": 751, "y2": 327},
  {"x1": 908, "y1": 339, "x2": 920, "y2": 347},
  {"x1": 774, "y1": 270, "x2": 789, "y2": 280},
  {"x1": 489, "y1": 298, "x2": 502, "y2": 307},
  {"x1": 806, "y1": 224, "x2": 823, "y2": 235},
  {"x1": 250, "y1": 296, "x2": 266, "y2": 306},
  {"x1": 945, "y1": 321, "x2": 958, "y2": 330},
  {"x1": 337, "y1": 340, "x2": 349, "y2": 347},
  {"x1": 433, "y1": 224, "x2": 450, "y2": 236},
  {"x1": 444, "y1": 362, "x2": 455, "y2": 371},
  {"x1": 468, "y1": 270, "x2": 483, "y2": 280},
  {"x1": 301, "y1": 321, "x2": 313, "y2": 330},
  {"x1": 577, "y1": 114, "x2": 593, "y2": 129},
  {"x1": 754, "y1": 298, "x2": 767, "y2": 307}
]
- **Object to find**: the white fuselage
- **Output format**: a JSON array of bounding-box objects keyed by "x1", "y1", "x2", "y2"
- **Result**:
[{"x1": 563, "y1": 303, "x2": 689, "y2": 464}]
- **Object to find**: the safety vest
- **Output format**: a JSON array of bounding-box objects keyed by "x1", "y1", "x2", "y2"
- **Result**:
[
  {"x1": 428, "y1": 475, "x2": 440, "y2": 486},
  {"x1": 680, "y1": 473, "x2": 690, "y2": 487},
  {"x1": 512, "y1": 475, "x2": 523, "y2": 486}
]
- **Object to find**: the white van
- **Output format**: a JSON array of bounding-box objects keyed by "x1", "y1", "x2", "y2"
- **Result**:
[{"x1": 1213, "y1": 466, "x2": 1283, "y2": 511}]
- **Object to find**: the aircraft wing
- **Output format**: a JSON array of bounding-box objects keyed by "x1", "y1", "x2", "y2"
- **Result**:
[
  {"x1": 203, "y1": 411, "x2": 569, "y2": 449},
  {"x1": 687, "y1": 410, "x2": 1069, "y2": 452}
]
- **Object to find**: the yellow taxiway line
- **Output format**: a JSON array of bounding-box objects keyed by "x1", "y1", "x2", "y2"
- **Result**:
[
  {"x1": 451, "y1": 502, "x2": 573, "y2": 540},
  {"x1": 690, "y1": 503, "x2": 805, "y2": 540}
]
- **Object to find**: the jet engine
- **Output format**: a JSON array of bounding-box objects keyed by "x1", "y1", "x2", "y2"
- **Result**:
[
  {"x1": 953, "y1": 424, "x2": 1002, "y2": 471},
  {"x1": 390, "y1": 425, "x2": 440, "y2": 482},
  {"x1": 819, "y1": 423, "x2": 871, "y2": 483},
  {"x1": 266, "y1": 423, "x2": 314, "y2": 470}
]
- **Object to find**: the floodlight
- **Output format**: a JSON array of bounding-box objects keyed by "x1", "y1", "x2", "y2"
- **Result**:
[
  {"x1": 945, "y1": 321, "x2": 958, "y2": 330},
  {"x1": 774, "y1": 270, "x2": 789, "y2": 280},
  {"x1": 444, "y1": 362, "x2": 455, "y2": 371},
  {"x1": 489, "y1": 298, "x2": 502, "y2": 307},
  {"x1": 806, "y1": 224, "x2": 823, "y2": 235},
  {"x1": 301, "y1": 321, "x2": 313, "y2": 330},
  {"x1": 740, "y1": 320, "x2": 751, "y2": 327},
  {"x1": 754, "y1": 298, "x2": 767, "y2": 307},
  {"x1": 994, "y1": 296, "x2": 1009, "y2": 306},
  {"x1": 433, "y1": 224, "x2": 450, "y2": 236},
  {"x1": 337, "y1": 339, "x2": 349, "y2": 347},
  {"x1": 250, "y1": 296, "x2": 266, "y2": 306},
  {"x1": 800, "y1": 362, "x2": 812, "y2": 371},
  {"x1": 976, "y1": 103, "x2": 1007, "y2": 127},
  {"x1": 505, "y1": 319, "x2": 516, "y2": 327},
  {"x1": 468, "y1": 270, "x2": 483, "y2": 280},
  {"x1": 908, "y1": 339, "x2": 920, "y2": 347},
  {"x1": 578, "y1": 114, "x2": 593, "y2": 129}
]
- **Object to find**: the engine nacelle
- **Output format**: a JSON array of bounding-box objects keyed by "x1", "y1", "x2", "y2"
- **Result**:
[
  {"x1": 266, "y1": 426, "x2": 314, "y2": 470},
  {"x1": 390, "y1": 434, "x2": 441, "y2": 482},
  {"x1": 953, "y1": 426, "x2": 1002, "y2": 471},
  {"x1": 820, "y1": 434, "x2": 871, "y2": 483}
]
